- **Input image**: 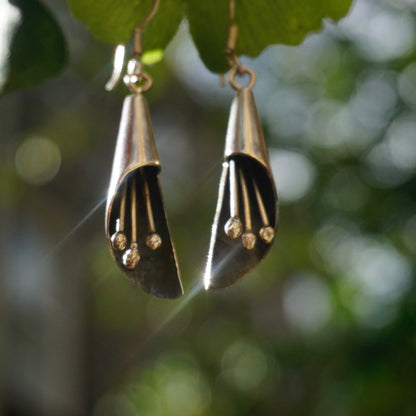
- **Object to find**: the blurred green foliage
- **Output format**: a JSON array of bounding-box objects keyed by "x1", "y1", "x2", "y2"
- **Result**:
[
  {"x1": 68, "y1": 0, "x2": 184, "y2": 53},
  {"x1": 69, "y1": 0, "x2": 352, "y2": 72},
  {"x1": 185, "y1": 0, "x2": 353, "y2": 72},
  {"x1": 0, "y1": 0, "x2": 66, "y2": 95},
  {"x1": 1, "y1": 0, "x2": 353, "y2": 96}
]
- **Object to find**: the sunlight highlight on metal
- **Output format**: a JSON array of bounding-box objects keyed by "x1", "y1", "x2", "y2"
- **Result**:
[
  {"x1": 205, "y1": 162, "x2": 228, "y2": 289},
  {"x1": 107, "y1": 278, "x2": 204, "y2": 393},
  {"x1": 93, "y1": 265, "x2": 118, "y2": 288},
  {"x1": 204, "y1": 245, "x2": 241, "y2": 290},
  {"x1": 105, "y1": 45, "x2": 126, "y2": 91},
  {"x1": 145, "y1": 280, "x2": 204, "y2": 345},
  {"x1": 42, "y1": 197, "x2": 106, "y2": 262}
]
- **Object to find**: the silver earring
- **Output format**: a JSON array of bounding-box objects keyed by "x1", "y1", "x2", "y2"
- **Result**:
[
  {"x1": 104, "y1": 1, "x2": 183, "y2": 299},
  {"x1": 204, "y1": 0, "x2": 278, "y2": 289}
]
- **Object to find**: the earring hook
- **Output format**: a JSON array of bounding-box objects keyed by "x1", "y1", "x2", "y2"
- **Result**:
[
  {"x1": 225, "y1": 0, "x2": 256, "y2": 91},
  {"x1": 225, "y1": 0, "x2": 242, "y2": 72},
  {"x1": 105, "y1": 0, "x2": 160, "y2": 91},
  {"x1": 137, "y1": 0, "x2": 160, "y2": 30}
]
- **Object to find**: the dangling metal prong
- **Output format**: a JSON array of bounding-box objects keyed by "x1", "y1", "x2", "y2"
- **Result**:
[
  {"x1": 105, "y1": 45, "x2": 126, "y2": 91},
  {"x1": 122, "y1": 177, "x2": 140, "y2": 269},
  {"x1": 141, "y1": 170, "x2": 162, "y2": 250},
  {"x1": 105, "y1": 0, "x2": 159, "y2": 93},
  {"x1": 111, "y1": 183, "x2": 128, "y2": 251},
  {"x1": 253, "y1": 180, "x2": 275, "y2": 244},
  {"x1": 224, "y1": 159, "x2": 243, "y2": 239},
  {"x1": 239, "y1": 168, "x2": 257, "y2": 250},
  {"x1": 130, "y1": 178, "x2": 138, "y2": 243}
]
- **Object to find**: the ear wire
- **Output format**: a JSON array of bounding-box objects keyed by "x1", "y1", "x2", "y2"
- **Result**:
[{"x1": 105, "y1": 0, "x2": 160, "y2": 93}]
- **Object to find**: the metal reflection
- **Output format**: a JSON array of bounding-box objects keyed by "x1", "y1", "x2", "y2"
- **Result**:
[
  {"x1": 106, "y1": 94, "x2": 183, "y2": 299},
  {"x1": 205, "y1": 87, "x2": 279, "y2": 290}
]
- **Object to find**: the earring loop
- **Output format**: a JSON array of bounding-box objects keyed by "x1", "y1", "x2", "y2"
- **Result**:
[
  {"x1": 123, "y1": 72, "x2": 153, "y2": 94},
  {"x1": 105, "y1": 0, "x2": 159, "y2": 93},
  {"x1": 229, "y1": 66, "x2": 256, "y2": 91}
]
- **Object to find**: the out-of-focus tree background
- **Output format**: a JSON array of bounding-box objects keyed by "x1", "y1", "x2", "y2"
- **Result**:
[{"x1": 1, "y1": 0, "x2": 416, "y2": 414}]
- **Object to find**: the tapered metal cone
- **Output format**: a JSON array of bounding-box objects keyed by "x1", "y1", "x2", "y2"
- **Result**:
[
  {"x1": 106, "y1": 94, "x2": 183, "y2": 299},
  {"x1": 205, "y1": 88, "x2": 279, "y2": 290}
]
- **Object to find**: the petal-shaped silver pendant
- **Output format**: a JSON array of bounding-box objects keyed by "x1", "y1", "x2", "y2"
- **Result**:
[
  {"x1": 205, "y1": 87, "x2": 279, "y2": 290},
  {"x1": 106, "y1": 94, "x2": 183, "y2": 298}
]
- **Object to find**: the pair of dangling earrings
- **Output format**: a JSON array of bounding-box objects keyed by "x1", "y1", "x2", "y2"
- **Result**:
[{"x1": 104, "y1": 0, "x2": 279, "y2": 299}]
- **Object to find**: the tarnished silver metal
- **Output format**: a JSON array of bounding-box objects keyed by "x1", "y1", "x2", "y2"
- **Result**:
[
  {"x1": 106, "y1": 93, "x2": 183, "y2": 298},
  {"x1": 204, "y1": 87, "x2": 278, "y2": 290},
  {"x1": 106, "y1": 94, "x2": 160, "y2": 200},
  {"x1": 224, "y1": 88, "x2": 270, "y2": 167}
]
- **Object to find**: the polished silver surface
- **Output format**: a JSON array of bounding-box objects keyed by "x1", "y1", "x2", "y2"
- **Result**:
[
  {"x1": 224, "y1": 88, "x2": 271, "y2": 169},
  {"x1": 205, "y1": 87, "x2": 279, "y2": 290},
  {"x1": 106, "y1": 94, "x2": 183, "y2": 299},
  {"x1": 106, "y1": 94, "x2": 160, "y2": 211}
]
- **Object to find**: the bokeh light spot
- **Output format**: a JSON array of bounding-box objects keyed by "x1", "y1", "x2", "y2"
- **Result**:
[
  {"x1": 283, "y1": 273, "x2": 332, "y2": 333},
  {"x1": 324, "y1": 169, "x2": 369, "y2": 212},
  {"x1": 142, "y1": 49, "x2": 164, "y2": 65},
  {"x1": 341, "y1": 1, "x2": 415, "y2": 61},
  {"x1": 15, "y1": 136, "x2": 61, "y2": 185},
  {"x1": 313, "y1": 222, "x2": 413, "y2": 328},
  {"x1": 221, "y1": 340, "x2": 268, "y2": 392},
  {"x1": 398, "y1": 62, "x2": 416, "y2": 108},
  {"x1": 351, "y1": 242, "x2": 412, "y2": 303},
  {"x1": 158, "y1": 355, "x2": 211, "y2": 416},
  {"x1": 352, "y1": 294, "x2": 398, "y2": 329},
  {"x1": 386, "y1": 115, "x2": 416, "y2": 171},
  {"x1": 402, "y1": 214, "x2": 416, "y2": 253},
  {"x1": 270, "y1": 149, "x2": 315, "y2": 203}
]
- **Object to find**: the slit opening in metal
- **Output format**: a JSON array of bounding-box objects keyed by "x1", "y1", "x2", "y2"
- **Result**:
[
  {"x1": 204, "y1": 154, "x2": 278, "y2": 289},
  {"x1": 106, "y1": 166, "x2": 183, "y2": 298}
]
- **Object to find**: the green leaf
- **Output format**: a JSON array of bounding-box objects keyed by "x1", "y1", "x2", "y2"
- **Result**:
[
  {"x1": 67, "y1": 0, "x2": 352, "y2": 74},
  {"x1": 1, "y1": 0, "x2": 67, "y2": 95},
  {"x1": 184, "y1": 0, "x2": 353, "y2": 73},
  {"x1": 68, "y1": 0, "x2": 184, "y2": 51}
]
